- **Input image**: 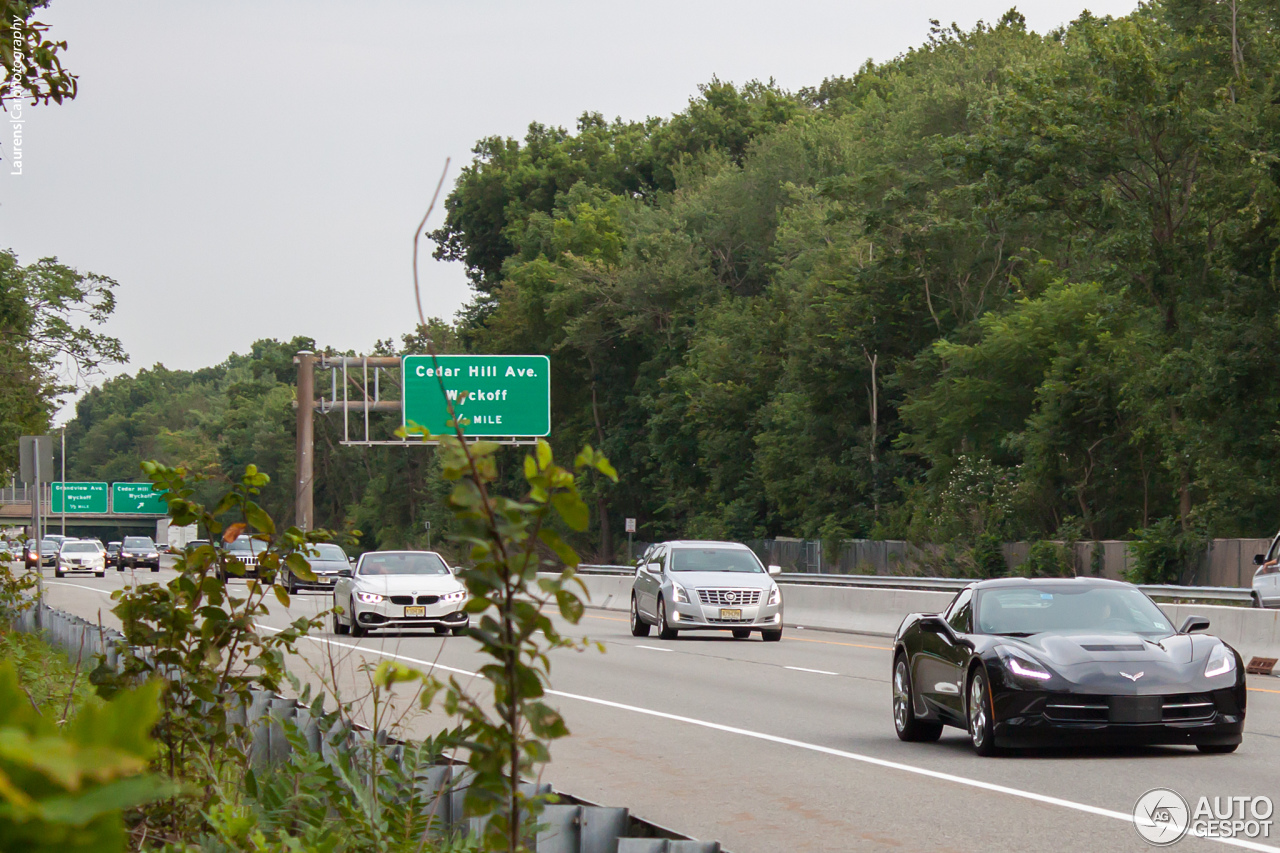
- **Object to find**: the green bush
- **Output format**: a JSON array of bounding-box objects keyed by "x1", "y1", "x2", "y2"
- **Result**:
[
  {"x1": 970, "y1": 533, "x2": 1007, "y2": 578},
  {"x1": 1016, "y1": 540, "x2": 1074, "y2": 578},
  {"x1": 1126, "y1": 517, "x2": 1200, "y2": 585}
]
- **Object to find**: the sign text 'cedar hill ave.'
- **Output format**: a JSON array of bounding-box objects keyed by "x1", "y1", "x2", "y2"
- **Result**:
[{"x1": 401, "y1": 355, "x2": 551, "y2": 438}]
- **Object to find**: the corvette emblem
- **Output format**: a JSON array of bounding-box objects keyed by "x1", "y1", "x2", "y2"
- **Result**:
[{"x1": 1120, "y1": 671, "x2": 1144, "y2": 682}]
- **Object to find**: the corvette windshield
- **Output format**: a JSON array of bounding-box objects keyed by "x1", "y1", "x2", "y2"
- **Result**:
[
  {"x1": 976, "y1": 586, "x2": 1174, "y2": 636},
  {"x1": 669, "y1": 548, "x2": 764, "y2": 573},
  {"x1": 358, "y1": 552, "x2": 449, "y2": 576}
]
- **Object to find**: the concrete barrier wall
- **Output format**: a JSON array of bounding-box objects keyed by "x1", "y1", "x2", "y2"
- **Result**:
[{"x1": 571, "y1": 574, "x2": 1280, "y2": 661}]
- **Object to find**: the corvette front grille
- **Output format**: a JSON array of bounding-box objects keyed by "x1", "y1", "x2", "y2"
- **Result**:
[
  {"x1": 1162, "y1": 693, "x2": 1215, "y2": 722},
  {"x1": 1043, "y1": 696, "x2": 1109, "y2": 723}
]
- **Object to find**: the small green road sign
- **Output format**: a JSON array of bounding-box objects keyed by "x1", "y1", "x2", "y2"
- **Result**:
[
  {"x1": 402, "y1": 355, "x2": 551, "y2": 438},
  {"x1": 111, "y1": 482, "x2": 167, "y2": 514},
  {"x1": 50, "y1": 482, "x2": 108, "y2": 514}
]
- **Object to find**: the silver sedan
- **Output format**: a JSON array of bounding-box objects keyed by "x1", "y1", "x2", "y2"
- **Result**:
[{"x1": 630, "y1": 540, "x2": 783, "y2": 641}]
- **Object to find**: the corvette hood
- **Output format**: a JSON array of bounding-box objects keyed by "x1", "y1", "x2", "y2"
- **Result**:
[
  {"x1": 354, "y1": 574, "x2": 463, "y2": 595},
  {"x1": 999, "y1": 632, "x2": 1230, "y2": 694}
]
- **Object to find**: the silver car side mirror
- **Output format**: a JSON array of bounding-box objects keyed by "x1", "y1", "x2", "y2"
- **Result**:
[{"x1": 768, "y1": 564, "x2": 782, "y2": 577}]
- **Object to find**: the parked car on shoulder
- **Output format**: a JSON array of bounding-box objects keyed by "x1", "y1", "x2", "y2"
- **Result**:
[
  {"x1": 105, "y1": 541, "x2": 121, "y2": 569},
  {"x1": 55, "y1": 539, "x2": 106, "y2": 578},
  {"x1": 1251, "y1": 532, "x2": 1280, "y2": 608},
  {"x1": 630, "y1": 540, "x2": 784, "y2": 642},
  {"x1": 332, "y1": 550, "x2": 468, "y2": 637},
  {"x1": 119, "y1": 536, "x2": 160, "y2": 571}
]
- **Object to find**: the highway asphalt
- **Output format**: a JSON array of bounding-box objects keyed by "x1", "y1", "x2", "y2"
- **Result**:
[{"x1": 34, "y1": 564, "x2": 1280, "y2": 853}]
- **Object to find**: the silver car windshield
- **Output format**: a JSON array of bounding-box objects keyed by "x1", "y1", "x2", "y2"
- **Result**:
[
  {"x1": 309, "y1": 543, "x2": 349, "y2": 562},
  {"x1": 62, "y1": 542, "x2": 101, "y2": 553},
  {"x1": 358, "y1": 552, "x2": 449, "y2": 576},
  {"x1": 976, "y1": 587, "x2": 1174, "y2": 637},
  {"x1": 670, "y1": 548, "x2": 764, "y2": 573}
]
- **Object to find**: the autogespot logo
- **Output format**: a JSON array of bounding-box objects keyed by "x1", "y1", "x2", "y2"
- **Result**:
[
  {"x1": 1134, "y1": 788, "x2": 1274, "y2": 845},
  {"x1": 1134, "y1": 788, "x2": 1190, "y2": 846}
]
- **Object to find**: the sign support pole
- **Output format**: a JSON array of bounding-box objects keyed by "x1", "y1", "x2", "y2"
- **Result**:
[
  {"x1": 33, "y1": 450, "x2": 42, "y2": 628},
  {"x1": 60, "y1": 428, "x2": 65, "y2": 537},
  {"x1": 295, "y1": 351, "x2": 315, "y2": 532}
]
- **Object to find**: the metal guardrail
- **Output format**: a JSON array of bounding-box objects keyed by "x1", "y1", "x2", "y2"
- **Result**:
[{"x1": 574, "y1": 565, "x2": 1256, "y2": 604}]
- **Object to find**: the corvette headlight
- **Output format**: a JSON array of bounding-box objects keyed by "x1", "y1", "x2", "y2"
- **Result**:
[
  {"x1": 355, "y1": 591, "x2": 384, "y2": 604},
  {"x1": 996, "y1": 646, "x2": 1052, "y2": 682},
  {"x1": 768, "y1": 585, "x2": 781, "y2": 606},
  {"x1": 1205, "y1": 644, "x2": 1236, "y2": 678},
  {"x1": 672, "y1": 583, "x2": 690, "y2": 604}
]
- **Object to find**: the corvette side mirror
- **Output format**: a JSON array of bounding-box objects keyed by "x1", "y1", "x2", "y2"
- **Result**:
[
  {"x1": 1179, "y1": 615, "x2": 1210, "y2": 634},
  {"x1": 768, "y1": 565, "x2": 782, "y2": 577}
]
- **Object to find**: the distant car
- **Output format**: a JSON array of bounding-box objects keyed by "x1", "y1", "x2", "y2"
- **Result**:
[
  {"x1": 332, "y1": 550, "x2": 468, "y2": 637},
  {"x1": 105, "y1": 541, "x2": 121, "y2": 569},
  {"x1": 23, "y1": 539, "x2": 38, "y2": 568},
  {"x1": 286, "y1": 542, "x2": 353, "y2": 594},
  {"x1": 38, "y1": 539, "x2": 61, "y2": 568},
  {"x1": 1251, "y1": 533, "x2": 1280, "y2": 608},
  {"x1": 892, "y1": 577, "x2": 1245, "y2": 755},
  {"x1": 219, "y1": 535, "x2": 267, "y2": 581},
  {"x1": 119, "y1": 536, "x2": 160, "y2": 571},
  {"x1": 630, "y1": 540, "x2": 784, "y2": 641},
  {"x1": 184, "y1": 539, "x2": 209, "y2": 554},
  {"x1": 55, "y1": 539, "x2": 106, "y2": 578}
]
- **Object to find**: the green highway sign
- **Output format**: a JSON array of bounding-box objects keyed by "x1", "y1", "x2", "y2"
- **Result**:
[
  {"x1": 402, "y1": 355, "x2": 551, "y2": 438},
  {"x1": 50, "y1": 482, "x2": 108, "y2": 514},
  {"x1": 111, "y1": 482, "x2": 167, "y2": 514}
]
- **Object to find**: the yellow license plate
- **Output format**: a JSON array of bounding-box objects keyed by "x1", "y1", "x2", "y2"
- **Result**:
[
  {"x1": 720, "y1": 608, "x2": 742, "y2": 620},
  {"x1": 404, "y1": 606, "x2": 426, "y2": 617}
]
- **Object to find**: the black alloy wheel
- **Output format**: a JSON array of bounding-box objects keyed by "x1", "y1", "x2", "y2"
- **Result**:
[
  {"x1": 433, "y1": 625, "x2": 449, "y2": 635},
  {"x1": 731, "y1": 628, "x2": 751, "y2": 639},
  {"x1": 333, "y1": 608, "x2": 349, "y2": 635},
  {"x1": 657, "y1": 598, "x2": 678, "y2": 640},
  {"x1": 968, "y1": 668, "x2": 999, "y2": 756},
  {"x1": 892, "y1": 655, "x2": 943, "y2": 742},
  {"x1": 95, "y1": 571, "x2": 104, "y2": 578},
  {"x1": 761, "y1": 628, "x2": 783, "y2": 642},
  {"x1": 630, "y1": 595, "x2": 651, "y2": 637}
]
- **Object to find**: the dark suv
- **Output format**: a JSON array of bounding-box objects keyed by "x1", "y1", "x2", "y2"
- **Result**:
[{"x1": 120, "y1": 536, "x2": 160, "y2": 571}]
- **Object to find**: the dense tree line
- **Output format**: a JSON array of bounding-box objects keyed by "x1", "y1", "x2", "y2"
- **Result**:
[{"x1": 59, "y1": 3, "x2": 1280, "y2": 566}]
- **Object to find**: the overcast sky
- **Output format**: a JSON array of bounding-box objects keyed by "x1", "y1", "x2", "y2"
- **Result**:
[{"x1": 1, "y1": 0, "x2": 1139, "y2": 420}]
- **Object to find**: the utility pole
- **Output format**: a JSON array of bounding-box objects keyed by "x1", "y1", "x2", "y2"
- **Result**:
[
  {"x1": 295, "y1": 351, "x2": 315, "y2": 531},
  {"x1": 60, "y1": 428, "x2": 66, "y2": 537}
]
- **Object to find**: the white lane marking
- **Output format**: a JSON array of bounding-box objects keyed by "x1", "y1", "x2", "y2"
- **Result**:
[
  {"x1": 45, "y1": 581, "x2": 115, "y2": 595},
  {"x1": 785, "y1": 665, "x2": 837, "y2": 675},
  {"x1": 277, "y1": 629, "x2": 1278, "y2": 853},
  {"x1": 635, "y1": 645, "x2": 672, "y2": 653}
]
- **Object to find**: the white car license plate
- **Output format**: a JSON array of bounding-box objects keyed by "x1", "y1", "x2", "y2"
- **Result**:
[
  {"x1": 404, "y1": 606, "x2": 426, "y2": 617},
  {"x1": 720, "y1": 608, "x2": 742, "y2": 620}
]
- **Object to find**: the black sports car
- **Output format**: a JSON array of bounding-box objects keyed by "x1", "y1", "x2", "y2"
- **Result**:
[{"x1": 892, "y1": 577, "x2": 1245, "y2": 755}]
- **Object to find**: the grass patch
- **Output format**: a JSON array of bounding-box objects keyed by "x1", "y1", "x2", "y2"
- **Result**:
[{"x1": 0, "y1": 619, "x2": 101, "y2": 722}]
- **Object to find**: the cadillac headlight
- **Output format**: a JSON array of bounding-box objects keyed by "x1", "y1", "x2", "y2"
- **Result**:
[
  {"x1": 1205, "y1": 643, "x2": 1236, "y2": 678},
  {"x1": 355, "y1": 591, "x2": 384, "y2": 604},
  {"x1": 672, "y1": 583, "x2": 690, "y2": 604},
  {"x1": 768, "y1": 585, "x2": 781, "y2": 606}
]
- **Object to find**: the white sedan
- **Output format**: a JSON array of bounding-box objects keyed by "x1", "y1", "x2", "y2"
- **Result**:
[
  {"x1": 333, "y1": 550, "x2": 469, "y2": 637},
  {"x1": 55, "y1": 540, "x2": 106, "y2": 578}
]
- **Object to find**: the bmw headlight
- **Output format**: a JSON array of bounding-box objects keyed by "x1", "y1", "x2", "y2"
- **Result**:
[
  {"x1": 768, "y1": 585, "x2": 781, "y2": 606},
  {"x1": 672, "y1": 583, "x2": 690, "y2": 604},
  {"x1": 355, "y1": 591, "x2": 384, "y2": 604},
  {"x1": 441, "y1": 589, "x2": 467, "y2": 603},
  {"x1": 995, "y1": 645, "x2": 1052, "y2": 682},
  {"x1": 1205, "y1": 643, "x2": 1236, "y2": 678}
]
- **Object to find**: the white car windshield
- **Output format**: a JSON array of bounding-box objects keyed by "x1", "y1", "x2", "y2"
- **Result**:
[
  {"x1": 227, "y1": 537, "x2": 268, "y2": 554},
  {"x1": 358, "y1": 552, "x2": 449, "y2": 576},
  {"x1": 670, "y1": 548, "x2": 764, "y2": 573},
  {"x1": 976, "y1": 586, "x2": 1174, "y2": 637},
  {"x1": 61, "y1": 542, "x2": 101, "y2": 553}
]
